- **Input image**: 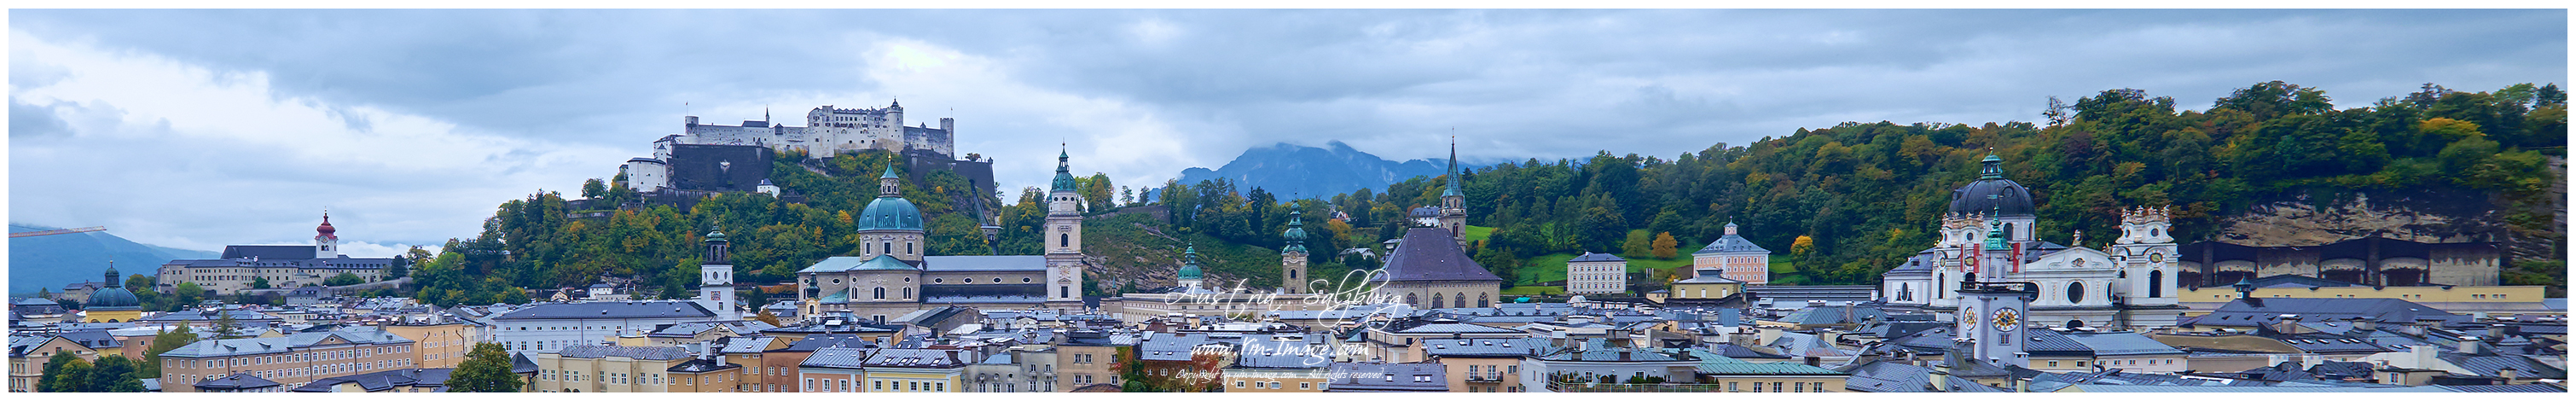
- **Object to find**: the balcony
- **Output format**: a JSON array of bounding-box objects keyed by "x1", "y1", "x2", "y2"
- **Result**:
[{"x1": 1462, "y1": 375, "x2": 1506, "y2": 382}]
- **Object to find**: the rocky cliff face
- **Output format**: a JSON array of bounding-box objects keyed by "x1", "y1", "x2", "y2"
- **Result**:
[{"x1": 2213, "y1": 158, "x2": 2565, "y2": 263}]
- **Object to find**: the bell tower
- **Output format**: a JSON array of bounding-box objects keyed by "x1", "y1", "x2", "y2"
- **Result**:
[
  {"x1": 699, "y1": 229, "x2": 739, "y2": 321},
  {"x1": 1281, "y1": 209, "x2": 1311, "y2": 293},
  {"x1": 2114, "y1": 206, "x2": 2179, "y2": 306},
  {"x1": 315, "y1": 210, "x2": 340, "y2": 259},
  {"x1": 1438, "y1": 137, "x2": 1467, "y2": 247},
  {"x1": 1045, "y1": 147, "x2": 1087, "y2": 302}
]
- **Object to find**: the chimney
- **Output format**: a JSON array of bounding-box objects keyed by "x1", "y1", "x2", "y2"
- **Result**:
[
  {"x1": 2457, "y1": 340, "x2": 2481, "y2": 355},
  {"x1": 946, "y1": 349, "x2": 962, "y2": 364},
  {"x1": 2272, "y1": 314, "x2": 2303, "y2": 334}
]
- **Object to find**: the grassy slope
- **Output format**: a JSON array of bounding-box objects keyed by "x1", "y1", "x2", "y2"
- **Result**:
[{"x1": 1081, "y1": 213, "x2": 1285, "y2": 291}]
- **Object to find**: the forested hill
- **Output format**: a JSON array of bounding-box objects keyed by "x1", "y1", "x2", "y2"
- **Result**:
[
  {"x1": 1152, "y1": 81, "x2": 2564, "y2": 288},
  {"x1": 406, "y1": 81, "x2": 2562, "y2": 306}
]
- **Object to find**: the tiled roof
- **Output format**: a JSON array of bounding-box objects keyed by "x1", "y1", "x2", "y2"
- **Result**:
[
  {"x1": 490, "y1": 301, "x2": 714, "y2": 320},
  {"x1": 1687, "y1": 350, "x2": 1844, "y2": 375},
  {"x1": 798, "y1": 346, "x2": 875, "y2": 369},
  {"x1": 1569, "y1": 252, "x2": 1625, "y2": 263},
  {"x1": 554, "y1": 345, "x2": 692, "y2": 360},
  {"x1": 195, "y1": 373, "x2": 282, "y2": 390},
  {"x1": 920, "y1": 255, "x2": 1047, "y2": 272},
  {"x1": 2434, "y1": 383, "x2": 2568, "y2": 392},
  {"x1": 862, "y1": 348, "x2": 966, "y2": 369},
  {"x1": 2182, "y1": 298, "x2": 2465, "y2": 328},
  {"x1": 160, "y1": 328, "x2": 412, "y2": 358},
  {"x1": 291, "y1": 369, "x2": 450, "y2": 392},
  {"x1": 1420, "y1": 337, "x2": 1549, "y2": 358},
  {"x1": 1325, "y1": 362, "x2": 1448, "y2": 392}
]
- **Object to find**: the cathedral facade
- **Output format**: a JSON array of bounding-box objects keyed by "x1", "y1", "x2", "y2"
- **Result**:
[
  {"x1": 1874, "y1": 154, "x2": 2185, "y2": 330},
  {"x1": 792, "y1": 154, "x2": 1085, "y2": 323}
]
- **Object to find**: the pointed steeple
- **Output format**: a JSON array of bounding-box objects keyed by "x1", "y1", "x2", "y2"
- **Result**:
[{"x1": 1442, "y1": 137, "x2": 1463, "y2": 197}]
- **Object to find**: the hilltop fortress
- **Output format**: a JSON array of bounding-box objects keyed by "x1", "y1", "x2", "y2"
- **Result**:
[{"x1": 624, "y1": 100, "x2": 995, "y2": 200}]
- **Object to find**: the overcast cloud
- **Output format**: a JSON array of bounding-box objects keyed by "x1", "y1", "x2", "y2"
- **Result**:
[{"x1": 8, "y1": 9, "x2": 2565, "y2": 255}]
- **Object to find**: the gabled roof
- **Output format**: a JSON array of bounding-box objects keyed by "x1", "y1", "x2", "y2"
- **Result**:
[
  {"x1": 1569, "y1": 252, "x2": 1625, "y2": 263},
  {"x1": 160, "y1": 328, "x2": 412, "y2": 358},
  {"x1": 863, "y1": 348, "x2": 966, "y2": 369},
  {"x1": 798, "y1": 347, "x2": 874, "y2": 369},
  {"x1": 292, "y1": 369, "x2": 451, "y2": 392}
]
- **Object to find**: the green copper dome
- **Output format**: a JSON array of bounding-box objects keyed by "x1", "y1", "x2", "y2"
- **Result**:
[
  {"x1": 860, "y1": 165, "x2": 925, "y2": 231},
  {"x1": 1281, "y1": 209, "x2": 1308, "y2": 253},
  {"x1": 86, "y1": 264, "x2": 140, "y2": 311},
  {"x1": 1051, "y1": 148, "x2": 1078, "y2": 193},
  {"x1": 1177, "y1": 246, "x2": 1204, "y2": 280}
]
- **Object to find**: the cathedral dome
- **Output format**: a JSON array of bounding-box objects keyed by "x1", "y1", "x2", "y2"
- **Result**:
[
  {"x1": 86, "y1": 267, "x2": 140, "y2": 311},
  {"x1": 856, "y1": 197, "x2": 925, "y2": 231},
  {"x1": 1947, "y1": 154, "x2": 2035, "y2": 217}
]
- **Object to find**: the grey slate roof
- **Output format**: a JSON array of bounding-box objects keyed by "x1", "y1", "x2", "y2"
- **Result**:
[
  {"x1": 221, "y1": 245, "x2": 319, "y2": 259},
  {"x1": 1420, "y1": 337, "x2": 1550, "y2": 358},
  {"x1": 195, "y1": 373, "x2": 282, "y2": 390},
  {"x1": 1840, "y1": 359, "x2": 1935, "y2": 392},
  {"x1": 1694, "y1": 231, "x2": 1772, "y2": 255},
  {"x1": 292, "y1": 368, "x2": 452, "y2": 392},
  {"x1": 2435, "y1": 383, "x2": 2568, "y2": 392},
  {"x1": 1325, "y1": 362, "x2": 1448, "y2": 392},
  {"x1": 1371, "y1": 227, "x2": 1501, "y2": 282},
  {"x1": 160, "y1": 328, "x2": 413, "y2": 358},
  {"x1": 920, "y1": 255, "x2": 1047, "y2": 271},
  {"x1": 490, "y1": 301, "x2": 714, "y2": 320},
  {"x1": 2442, "y1": 353, "x2": 2565, "y2": 379},
  {"x1": 863, "y1": 348, "x2": 966, "y2": 369},
  {"x1": 799, "y1": 347, "x2": 875, "y2": 369},
  {"x1": 2182, "y1": 297, "x2": 2467, "y2": 328},
  {"x1": 554, "y1": 345, "x2": 692, "y2": 360},
  {"x1": 1568, "y1": 252, "x2": 1624, "y2": 263}
]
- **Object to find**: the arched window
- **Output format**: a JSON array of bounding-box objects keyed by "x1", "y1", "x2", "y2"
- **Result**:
[
  {"x1": 873, "y1": 288, "x2": 886, "y2": 299},
  {"x1": 902, "y1": 288, "x2": 913, "y2": 299},
  {"x1": 2066, "y1": 282, "x2": 2086, "y2": 304},
  {"x1": 1059, "y1": 234, "x2": 1070, "y2": 247},
  {"x1": 1454, "y1": 293, "x2": 1467, "y2": 308},
  {"x1": 1405, "y1": 293, "x2": 1419, "y2": 305},
  {"x1": 1432, "y1": 293, "x2": 1444, "y2": 309},
  {"x1": 2004, "y1": 223, "x2": 2016, "y2": 241},
  {"x1": 1898, "y1": 283, "x2": 1912, "y2": 301},
  {"x1": 1479, "y1": 293, "x2": 1490, "y2": 308},
  {"x1": 1936, "y1": 273, "x2": 1947, "y2": 298},
  {"x1": 2149, "y1": 270, "x2": 2165, "y2": 298}
]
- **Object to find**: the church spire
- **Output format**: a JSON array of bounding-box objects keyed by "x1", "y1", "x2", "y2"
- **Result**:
[
  {"x1": 1051, "y1": 144, "x2": 1077, "y2": 193},
  {"x1": 1442, "y1": 136, "x2": 1463, "y2": 197}
]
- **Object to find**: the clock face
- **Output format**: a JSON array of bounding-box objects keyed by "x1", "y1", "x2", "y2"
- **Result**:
[
  {"x1": 2149, "y1": 253, "x2": 2166, "y2": 263},
  {"x1": 1993, "y1": 309, "x2": 2021, "y2": 332}
]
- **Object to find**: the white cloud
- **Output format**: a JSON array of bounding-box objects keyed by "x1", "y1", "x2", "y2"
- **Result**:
[{"x1": 9, "y1": 30, "x2": 626, "y2": 250}]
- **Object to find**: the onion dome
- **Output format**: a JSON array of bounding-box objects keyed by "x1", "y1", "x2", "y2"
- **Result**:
[
  {"x1": 1947, "y1": 154, "x2": 2035, "y2": 217},
  {"x1": 316, "y1": 211, "x2": 338, "y2": 240},
  {"x1": 857, "y1": 165, "x2": 925, "y2": 231},
  {"x1": 86, "y1": 264, "x2": 140, "y2": 311},
  {"x1": 1177, "y1": 246, "x2": 1204, "y2": 280},
  {"x1": 1281, "y1": 209, "x2": 1308, "y2": 254},
  {"x1": 1051, "y1": 148, "x2": 1077, "y2": 193}
]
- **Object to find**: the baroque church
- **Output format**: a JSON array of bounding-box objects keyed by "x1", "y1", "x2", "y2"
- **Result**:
[
  {"x1": 789, "y1": 150, "x2": 1087, "y2": 323},
  {"x1": 1873, "y1": 154, "x2": 2187, "y2": 330}
]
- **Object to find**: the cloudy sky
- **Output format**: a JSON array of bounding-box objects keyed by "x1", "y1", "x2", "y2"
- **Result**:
[{"x1": 8, "y1": 9, "x2": 2566, "y2": 255}]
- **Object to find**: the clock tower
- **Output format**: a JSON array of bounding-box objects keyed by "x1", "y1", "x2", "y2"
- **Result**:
[
  {"x1": 1044, "y1": 148, "x2": 1087, "y2": 303},
  {"x1": 1955, "y1": 274, "x2": 2034, "y2": 368},
  {"x1": 699, "y1": 229, "x2": 739, "y2": 321}
]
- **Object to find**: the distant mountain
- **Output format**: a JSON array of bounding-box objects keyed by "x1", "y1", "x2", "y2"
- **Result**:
[
  {"x1": 8, "y1": 224, "x2": 218, "y2": 295},
  {"x1": 1168, "y1": 141, "x2": 1473, "y2": 200}
]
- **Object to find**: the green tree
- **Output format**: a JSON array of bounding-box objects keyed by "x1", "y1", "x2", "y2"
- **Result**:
[
  {"x1": 581, "y1": 177, "x2": 607, "y2": 200},
  {"x1": 89, "y1": 355, "x2": 144, "y2": 392},
  {"x1": 1620, "y1": 230, "x2": 1652, "y2": 258},
  {"x1": 171, "y1": 282, "x2": 204, "y2": 311},
  {"x1": 140, "y1": 325, "x2": 199, "y2": 379},
  {"x1": 212, "y1": 312, "x2": 245, "y2": 340},
  {"x1": 447, "y1": 342, "x2": 525, "y2": 392},
  {"x1": 40, "y1": 353, "x2": 90, "y2": 392},
  {"x1": 249, "y1": 276, "x2": 271, "y2": 289},
  {"x1": 325, "y1": 272, "x2": 364, "y2": 287}
]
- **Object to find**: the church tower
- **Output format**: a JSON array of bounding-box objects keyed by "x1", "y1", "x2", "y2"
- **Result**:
[
  {"x1": 315, "y1": 210, "x2": 340, "y2": 259},
  {"x1": 1438, "y1": 138, "x2": 1467, "y2": 247},
  {"x1": 699, "y1": 229, "x2": 739, "y2": 321},
  {"x1": 1045, "y1": 148, "x2": 1087, "y2": 302},
  {"x1": 1281, "y1": 209, "x2": 1311, "y2": 293},
  {"x1": 1178, "y1": 246, "x2": 1205, "y2": 292},
  {"x1": 856, "y1": 166, "x2": 927, "y2": 263},
  {"x1": 2114, "y1": 206, "x2": 2179, "y2": 305},
  {"x1": 1953, "y1": 276, "x2": 2033, "y2": 368}
]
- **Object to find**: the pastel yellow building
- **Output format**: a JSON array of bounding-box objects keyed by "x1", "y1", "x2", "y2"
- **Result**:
[
  {"x1": 862, "y1": 348, "x2": 966, "y2": 392},
  {"x1": 2179, "y1": 283, "x2": 2555, "y2": 317}
]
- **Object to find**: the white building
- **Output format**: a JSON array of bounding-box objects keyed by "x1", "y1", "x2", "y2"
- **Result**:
[
  {"x1": 156, "y1": 212, "x2": 395, "y2": 294},
  {"x1": 488, "y1": 301, "x2": 717, "y2": 353},
  {"x1": 1565, "y1": 253, "x2": 1627, "y2": 294},
  {"x1": 1875, "y1": 154, "x2": 2184, "y2": 331}
]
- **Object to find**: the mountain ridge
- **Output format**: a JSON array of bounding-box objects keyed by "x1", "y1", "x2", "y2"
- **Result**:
[{"x1": 9, "y1": 223, "x2": 218, "y2": 294}]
